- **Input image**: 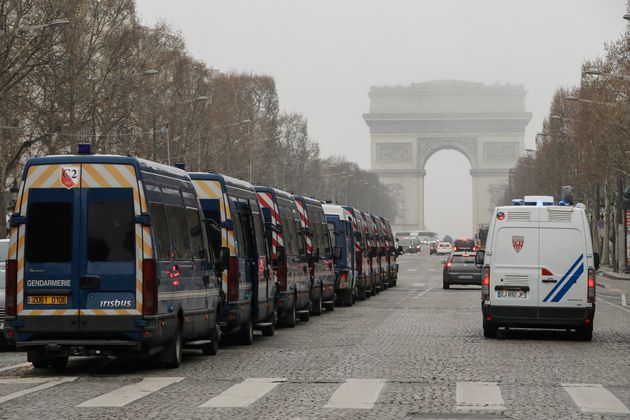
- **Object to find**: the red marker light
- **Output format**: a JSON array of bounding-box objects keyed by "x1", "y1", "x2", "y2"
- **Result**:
[
  {"x1": 172, "y1": 279, "x2": 180, "y2": 286},
  {"x1": 497, "y1": 212, "x2": 505, "y2": 221}
]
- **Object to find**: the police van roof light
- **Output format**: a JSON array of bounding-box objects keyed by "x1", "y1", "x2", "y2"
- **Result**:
[{"x1": 77, "y1": 143, "x2": 91, "y2": 155}]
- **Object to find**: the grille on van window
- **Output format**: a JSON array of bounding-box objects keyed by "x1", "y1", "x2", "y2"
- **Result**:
[
  {"x1": 548, "y1": 209, "x2": 572, "y2": 222},
  {"x1": 507, "y1": 211, "x2": 531, "y2": 221},
  {"x1": 503, "y1": 274, "x2": 529, "y2": 285}
]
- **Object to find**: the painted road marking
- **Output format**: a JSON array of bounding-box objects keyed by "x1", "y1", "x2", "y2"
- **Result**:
[
  {"x1": 412, "y1": 283, "x2": 426, "y2": 287},
  {"x1": 407, "y1": 268, "x2": 417, "y2": 272},
  {"x1": 563, "y1": 383, "x2": 630, "y2": 414},
  {"x1": 324, "y1": 379, "x2": 386, "y2": 409},
  {"x1": 414, "y1": 288, "x2": 433, "y2": 299},
  {"x1": 0, "y1": 362, "x2": 32, "y2": 373},
  {"x1": 200, "y1": 378, "x2": 286, "y2": 408},
  {"x1": 456, "y1": 382, "x2": 505, "y2": 412},
  {"x1": 0, "y1": 377, "x2": 77, "y2": 404},
  {"x1": 622, "y1": 293, "x2": 627, "y2": 307},
  {"x1": 0, "y1": 378, "x2": 51, "y2": 384},
  {"x1": 77, "y1": 377, "x2": 184, "y2": 407}
]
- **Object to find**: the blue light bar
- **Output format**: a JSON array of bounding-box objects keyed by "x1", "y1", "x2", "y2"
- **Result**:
[{"x1": 77, "y1": 143, "x2": 91, "y2": 155}]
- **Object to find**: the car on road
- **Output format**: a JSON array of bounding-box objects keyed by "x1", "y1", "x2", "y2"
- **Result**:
[
  {"x1": 478, "y1": 204, "x2": 599, "y2": 340},
  {"x1": 191, "y1": 173, "x2": 277, "y2": 343},
  {"x1": 452, "y1": 238, "x2": 476, "y2": 252},
  {"x1": 442, "y1": 251, "x2": 482, "y2": 289},
  {"x1": 255, "y1": 187, "x2": 311, "y2": 326},
  {"x1": 429, "y1": 241, "x2": 438, "y2": 255},
  {"x1": 6, "y1": 153, "x2": 222, "y2": 369},
  {"x1": 435, "y1": 242, "x2": 452, "y2": 255}
]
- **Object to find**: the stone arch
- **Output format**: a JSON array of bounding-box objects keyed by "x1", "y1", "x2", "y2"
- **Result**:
[{"x1": 417, "y1": 138, "x2": 477, "y2": 171}]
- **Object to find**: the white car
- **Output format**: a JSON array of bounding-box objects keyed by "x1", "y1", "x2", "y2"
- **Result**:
[{"x1": 436, "y1": 242, "x2": 452, "y2": 255}]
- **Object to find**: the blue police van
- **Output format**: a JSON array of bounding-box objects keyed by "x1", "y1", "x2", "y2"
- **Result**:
[
  {"x1": 323, "y1": 204, "x2": 355, "y2": 307},
  {"x1": 5, "y1": 152, "x2": 221, "y2": 368},
  {"x1": 190, "y1": 173, "x2": 276, "y2": 343}
]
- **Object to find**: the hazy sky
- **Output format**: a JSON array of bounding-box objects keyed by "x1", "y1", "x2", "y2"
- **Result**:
[{"x1": 136, "y1": 1, "x2": 627, "y2": 238}]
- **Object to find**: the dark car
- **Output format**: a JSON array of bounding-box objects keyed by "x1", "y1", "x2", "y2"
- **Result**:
[
  {"x1": 442, "y1": 251, "x2": 482, "y2": 289},
  {"x1": 452, "y1": 238, "x2": 476, "y2": 252}
]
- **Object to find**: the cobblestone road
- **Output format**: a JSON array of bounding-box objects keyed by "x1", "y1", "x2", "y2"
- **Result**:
[{"x1": 0, "y1": 253, "x2": 628, "y2": 419}]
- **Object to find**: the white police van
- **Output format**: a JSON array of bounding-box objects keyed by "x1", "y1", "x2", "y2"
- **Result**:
[{"x1": 477, "y1": 203, "x2": 599, "y2": 341}]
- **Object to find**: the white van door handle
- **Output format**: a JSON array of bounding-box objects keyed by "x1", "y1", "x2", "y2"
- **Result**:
[{"x1": 542, "y1": 278, "x2": 557, "y2": 283}]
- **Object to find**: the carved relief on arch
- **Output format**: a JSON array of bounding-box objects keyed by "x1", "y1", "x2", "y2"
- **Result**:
[{"x1": 416, "y1": 137, "x2": 477, "y2": 170}]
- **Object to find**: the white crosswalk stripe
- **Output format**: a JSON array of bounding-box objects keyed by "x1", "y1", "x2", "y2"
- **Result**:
[
  {"x1": 456, "y1": 381, "x2": 505, "y2": 412},
  {"x1": 199, "y1": 378, "x2": 286, "y2": 408},
  {"x1": 562, "y1": 383, "x2": 630, "y2": 414},
  {"x1": 76, "y1": 377, "x2": 184, "y2": 407},
  {"x1": 324, "y1": 379, "x2": 386, "y2": 409},
  {"x1": 0, "y1": 377, "x2": 77, "y2": 404}
]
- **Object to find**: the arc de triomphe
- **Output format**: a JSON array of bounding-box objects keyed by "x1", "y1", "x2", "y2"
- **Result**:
[{"x1": 363, "y1": 80, "x2": 531, "y2": 232}]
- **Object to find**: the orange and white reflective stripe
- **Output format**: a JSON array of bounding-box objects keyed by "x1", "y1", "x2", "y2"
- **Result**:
[
  {"x1": 257, "y1": 192, "x2": 283, "y2": 258},
  {"x1": 295, "y1": 199, "x2": 313, "y2": 254}
]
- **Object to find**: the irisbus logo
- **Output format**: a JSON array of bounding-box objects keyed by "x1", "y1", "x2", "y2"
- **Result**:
[{"x1": 99, "y1": 299, "x2": 133, "y2": 308}]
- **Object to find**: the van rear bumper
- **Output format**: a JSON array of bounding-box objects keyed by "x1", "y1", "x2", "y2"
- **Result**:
[{"x1": 482, "y1": 304, "x2": 595, "y2": 328}]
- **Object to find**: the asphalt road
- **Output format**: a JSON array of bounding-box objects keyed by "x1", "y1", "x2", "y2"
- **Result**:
[{"x1": 0, "y1": 253, "x2": 628, "y2": 419}]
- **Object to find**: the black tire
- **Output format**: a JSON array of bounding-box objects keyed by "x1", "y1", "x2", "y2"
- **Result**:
[
  {"x1": 238, "y1": 318, "x2": 254, "y2": 345},
  {"x1": 28, "y1": 349, "x2": 48, "y2": 369},
  {"x1": 32, "y1": 361, "x2": 48, "y2": 369},
  {"x1": 443, "y1": 281, "x2": 450, "y2": 290},
  {"x1": 324, "y1": 301, "x2": 335, "y2": 312},
  {"x1": 344, "y1": 289, "x2": 353, "y2": 307},
  {"x1": 483, "y1": 320, "x2": 498, "y2": 338},
  {"x1": 312, "y1": 291, "x2": 323, "y2": 316},
  {"x1": 202, "y1": 321, "x2": 220, "y2": 356},
  {"x1": 299, "y1": 309, "x2": 310, "y2": 322},
  {"x1": 261, "y1": 311, "x2": 276, "y2": 337},
  {"x1": 392, "y1": 280, "x2": 397, "y2": 287},
  {"x1": 282, "y1": 304, "x2": 297, "y2": 328},
  {"x1": 49, "y1": 356, "x2": 68, "y2": 369},
  {"x1": 358, "y1": 285, "x2": 367, "y2": 301},
  {"x1": 163, "y1": 324, "x2": 183, "y2": 368},
  {"x1": 576, "y1": 324, "x2": 593, "y2": 341},
  {"x1": 371, "y1": 284, "x2": 377, "y2": 296}
]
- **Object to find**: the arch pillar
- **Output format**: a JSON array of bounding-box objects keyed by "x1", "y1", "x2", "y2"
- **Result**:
[{"x1": 470, "y1": 168, "x2": 510, "y2": 228}]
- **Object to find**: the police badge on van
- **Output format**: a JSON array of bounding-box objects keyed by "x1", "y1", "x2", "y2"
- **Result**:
[
  {"x1": 512, "y1": 236, "x2": 524, "y2": 253},
  {"x1": 60, "y1": 166, "x2": 80, "y2": 189}
]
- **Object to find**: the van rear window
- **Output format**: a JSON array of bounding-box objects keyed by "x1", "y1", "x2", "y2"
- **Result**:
[
  {"x1": 26, "y1": 202, "x2": 73, "y2": 263},
  {"x1": 87, "y1": 190, "x2": 134, "y2": 262}
]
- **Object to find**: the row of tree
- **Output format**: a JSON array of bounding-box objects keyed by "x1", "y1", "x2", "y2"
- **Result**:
[
  {"x1": 0, "y1": 0, "x2": 396, "y2": 237},
  {"x1": 505, "y1": 3, "x2": 630, "y2": 270}
]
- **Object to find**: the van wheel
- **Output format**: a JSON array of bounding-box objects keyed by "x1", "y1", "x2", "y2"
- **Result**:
[
  {"x1": 443, "y1": 281, "x2": 450, "y2": 290},
  {"x1": 299, "y1": 308, "x2": 310, "y2": 322},
  {"x1": 49, "y1": 356, "x2": 68, "y2": 369},
  {"x1": 164, "y1": 324, "x2": 183, "y2": 368},
  {"x1": 483, "y1": 320, "x2": 498, "y2": 338},
  {"x1": 282, "y1": 304, "x2": 296, "y2": 328},
  {"x1": 312, "y1": 292, "x2": 323, "y2": 316},
  {"x1": 261, "y1": 311, "x2": 276, "y2": 337},
  {"x1": 28, "y1": 349, "x2": 48, "y2": 369},
  {"x1": 324, "y1": 301, "x2": 334, "y2": 312},
  {"x1": 202, "y1": 321, "x2": 220, "y2": 356},
  {"x1": 576, "y1": 324, "x2": 593, "y2": 341},
  {"x1": 344, "y1": 290, "x2": 353, "y2": 307},
  {"x1": 239, "y1": 318, "x2": 254, "y2": 345},
  {"x1": 358, "y1": 286, "x2": 367, "y2": 301}
]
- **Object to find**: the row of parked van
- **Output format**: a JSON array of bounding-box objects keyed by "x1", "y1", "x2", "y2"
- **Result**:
[{"x1": 4, "y1": 152, "x2": 398, "y2": 368}]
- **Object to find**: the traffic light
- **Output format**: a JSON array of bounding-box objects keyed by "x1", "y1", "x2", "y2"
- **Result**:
[{"x1": 623, "y1": 186, "x2": 630, "y2": 209}]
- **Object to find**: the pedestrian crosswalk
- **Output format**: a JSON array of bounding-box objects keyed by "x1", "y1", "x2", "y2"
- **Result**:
[{"x1": 0, "y1": 376, "x2": 626, "y2": 414}]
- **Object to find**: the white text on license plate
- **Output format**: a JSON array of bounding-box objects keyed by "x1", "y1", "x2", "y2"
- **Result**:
[
  {"x1": 460, "y1": 275, "x2": 472, "y2": 279},
  {"x1": 497, "y1": 290, "x2": 527, "y2": 299}
]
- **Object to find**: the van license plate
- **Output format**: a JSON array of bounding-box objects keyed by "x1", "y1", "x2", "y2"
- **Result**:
[
  {"x1": 459, "y1": 275, "x2": 473, "y2": 279},
  {"x1": 497, "y1": 290, "x2": 526, "y2": 299},
  {"x1": 27, "y1": 295, "x2": 68, "y2": 305}
]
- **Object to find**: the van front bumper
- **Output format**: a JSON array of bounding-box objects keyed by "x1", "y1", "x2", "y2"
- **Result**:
[{"x1": 482, "y1": 304, "x2": 595, "y2": 328}]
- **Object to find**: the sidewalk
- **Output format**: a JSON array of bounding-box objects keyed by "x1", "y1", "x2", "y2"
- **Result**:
[{"x1": 598, "y1": 265, "x2": 630, "y2": 282}]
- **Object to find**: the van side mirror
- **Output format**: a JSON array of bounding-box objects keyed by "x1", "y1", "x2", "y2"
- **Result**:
[
  {"x1": 593, "y1": 252, "x2": 600, "y2": 271},
  {"x1": 275, "y1": 246, "x2": 287, "y2": 266},
  {"x1": 217, "y1": 247, "x2": 230, "y2": 272},
  {"x1": 475, "y1": 250, "x2": 485, "y2": 268},
  {"x1": 333, "y1": 246, "x2": 342, "y2": 260}
]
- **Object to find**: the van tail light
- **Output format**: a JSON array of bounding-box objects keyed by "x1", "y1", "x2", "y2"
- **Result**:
[
  {"x1": 6, "y1": 260, "x2": 17, "y2": 317},
  {"x1": 142, "y1": 259, "x2": 157, "y2": 316},
  {"x1": 587, "y1": 268, "x2": 596, "y2": 303},
  {"x1": 453, "y1": 246, "x2": 458, "y2": 251},
  {"x1": 481, "y1": 266, "x2": 490, "y2": 301},
  {"x1": 339, "y1": 271, "x2": 348, "y2": 287},
  {"x1": 227, "y1": 256, "x2": 240, "y2": 302},
  {"x1": 446, "y1": 261, "x2": 452, "y2": 270}
]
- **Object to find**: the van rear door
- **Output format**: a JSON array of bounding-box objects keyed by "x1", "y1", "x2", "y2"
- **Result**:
[
  {"x1": 489, "y1": 207, "x2": 540, "y2": 310},
  {"x1": 20, "y1": 164, "x2": 82, "y2": 332},
  {"x1": 538, "y1": 208, "x2": 587, "y2": 310}
]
